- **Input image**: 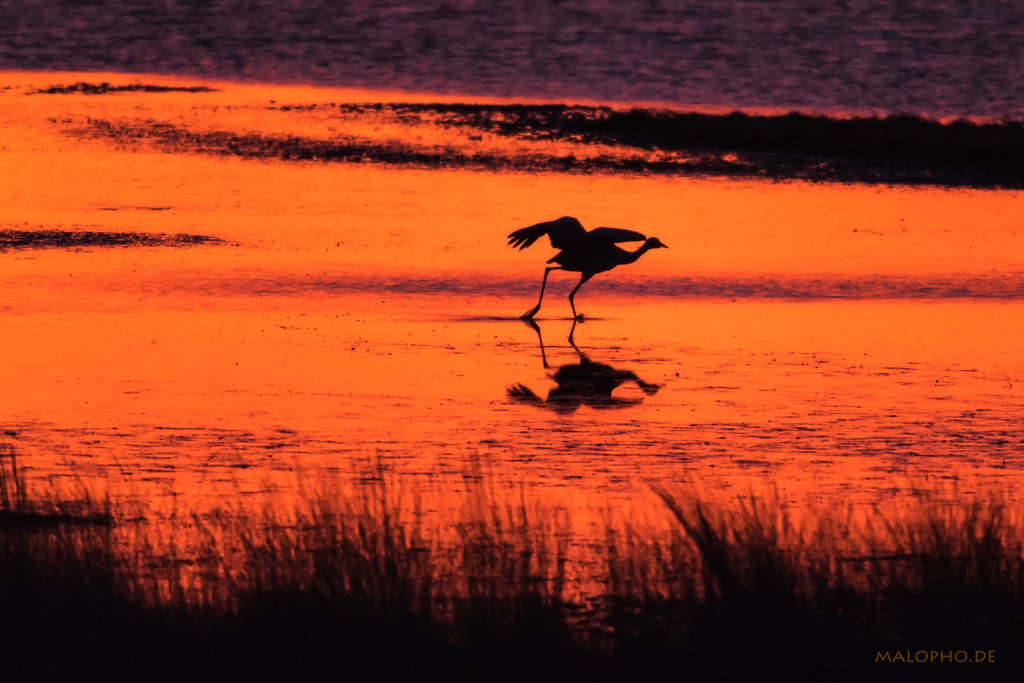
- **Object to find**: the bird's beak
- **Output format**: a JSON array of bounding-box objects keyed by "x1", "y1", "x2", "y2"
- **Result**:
[{"x1": 660, "y1": 242, "x2": 669, "y2": 249}]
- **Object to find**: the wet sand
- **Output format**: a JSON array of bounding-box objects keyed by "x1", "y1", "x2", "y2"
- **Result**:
[{"x1": 3, "y1": 71, "x2": 1024, "y2": 526}]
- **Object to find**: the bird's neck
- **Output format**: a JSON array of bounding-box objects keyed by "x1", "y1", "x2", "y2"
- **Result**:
[{"x1": 622, "y1": 242, "x2": 653, "y2": 264}]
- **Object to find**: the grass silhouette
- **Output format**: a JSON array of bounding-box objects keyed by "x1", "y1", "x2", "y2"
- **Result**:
[{"x1": 1, "y1": 448, "x2": 1021, "y2": 681}]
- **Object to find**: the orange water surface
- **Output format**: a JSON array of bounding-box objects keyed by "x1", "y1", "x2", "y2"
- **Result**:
[{"x1": 2, "y1": 72, "x2": 1024, "y2": 529}]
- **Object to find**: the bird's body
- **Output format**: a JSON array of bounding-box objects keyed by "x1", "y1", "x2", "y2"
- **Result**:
[
  {"x1": 548, "y1": 239, "x2": 649, "y2": 273},
  {"x1": 508, "y1": 216, "x2": 667, "y2": 320}
]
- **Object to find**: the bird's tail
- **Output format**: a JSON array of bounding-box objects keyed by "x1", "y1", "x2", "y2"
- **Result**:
[{"x1": 507, "y1": 224, "x2": 547, "y2": 250}]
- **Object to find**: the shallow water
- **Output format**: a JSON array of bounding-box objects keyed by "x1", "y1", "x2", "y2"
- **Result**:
[
  {"x1": 2, "y1": 73, "x2": 1024, "y2": 523},
  {"x1": 5, "y1": 295, "x2": 1024, "y2": 507}
]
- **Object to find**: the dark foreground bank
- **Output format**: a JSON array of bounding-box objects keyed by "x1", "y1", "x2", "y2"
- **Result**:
[{"x1": 1, "y1": 448, "x2": 1021, "y2": 682}]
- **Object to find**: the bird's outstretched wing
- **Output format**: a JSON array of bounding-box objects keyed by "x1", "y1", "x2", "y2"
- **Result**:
[
  {"x1": 507, "y1": 216, "x2": 587, "y2": 250},
  {"x1": 586, "y1": 227, "x2": 647, "y2": 244}
]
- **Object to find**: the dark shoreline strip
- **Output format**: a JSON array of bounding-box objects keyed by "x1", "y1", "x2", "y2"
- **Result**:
[
  {"x1": 29, "y1": 82, "x2": 217, "y2": 95},
  {"x1": 73, "y1": 118, "x2": 727, "y2": 176},
  {"x1": 74, "y1": 110, "x2": 1024, "y2": 187},
  {"x1": 435, "y1": 105, "x2": 1024, "y2": 188},
  {"x1": 418, "y1": 104, "x2": 1024, "y2": 171},
  {"x1": 0, "y1": 229, "x2": 221, "y2": 250}
]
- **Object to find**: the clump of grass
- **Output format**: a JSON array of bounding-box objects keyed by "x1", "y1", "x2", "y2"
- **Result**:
[
  {"x1": 602, "y1": 486, "x2": 843, "y2": 678},
  {"x1": 859, "y1": 487, "x2": 1024, "y2": 649},
  {"x1": 0, "y1": 446, "x2": 141, "y2": 680},
  {"x1": 601, "y1": 482, "x2": 1024, "y2": 679},
  {"x1": 2, "y1": 453, "x2": 584, "y2": 679},
  {"x1": 207, "y1": 465, "x2": 580, "y2": 677},
  {"x1": 0, "y1": 444, "x2": 112, "y2": 527}
]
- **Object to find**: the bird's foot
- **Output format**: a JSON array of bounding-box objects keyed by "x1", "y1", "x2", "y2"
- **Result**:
[
  {"x1": 574, "y1": 313, "x2": 586, "y2": 322},
  {"x1": 520, "y1": 307, "x2": 539, "y2": 321}
]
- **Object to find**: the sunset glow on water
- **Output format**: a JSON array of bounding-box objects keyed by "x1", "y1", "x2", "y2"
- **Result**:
[{"x1": 3, "y1": 71, "x2": 1024, "y2": 526}]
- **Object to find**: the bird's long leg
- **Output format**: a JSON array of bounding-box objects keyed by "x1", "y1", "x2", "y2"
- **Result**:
[
  {"x1": 568, "y1": 273, "x2": 594, "y2": 322},
  {"x1": 521, "y1": 266, "x2": 560, "y2": 320}
]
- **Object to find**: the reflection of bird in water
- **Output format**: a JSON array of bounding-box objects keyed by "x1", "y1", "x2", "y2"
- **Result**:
[
  {"x1": 508, "y1": 216, "x2": 668, "y2": 321},
  {"x1": 507, "y1": 320, "x2": 661, "y2": 414}
]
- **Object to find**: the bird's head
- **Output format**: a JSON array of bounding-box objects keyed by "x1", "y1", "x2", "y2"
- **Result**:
[{"x1": 645, "y1": 237, "x2": 669, "y2": 249}]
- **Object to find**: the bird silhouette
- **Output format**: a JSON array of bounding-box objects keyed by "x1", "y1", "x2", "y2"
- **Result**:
[
  {"x1": 508, "y1": 216, "x2": 668, "y2": 321},
  {"x1": 506, "y1": 319, "x2": 661, "y2": 414}
]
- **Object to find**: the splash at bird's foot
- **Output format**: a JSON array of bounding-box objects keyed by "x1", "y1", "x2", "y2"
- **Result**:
[{"x1": 520, "y1": 307, "x2": 540, "y2": 320}]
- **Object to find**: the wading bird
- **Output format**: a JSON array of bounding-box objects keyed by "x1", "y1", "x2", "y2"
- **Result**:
[{"x1": 508, "y1": 216, "x2": 667, "y2": 321}]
